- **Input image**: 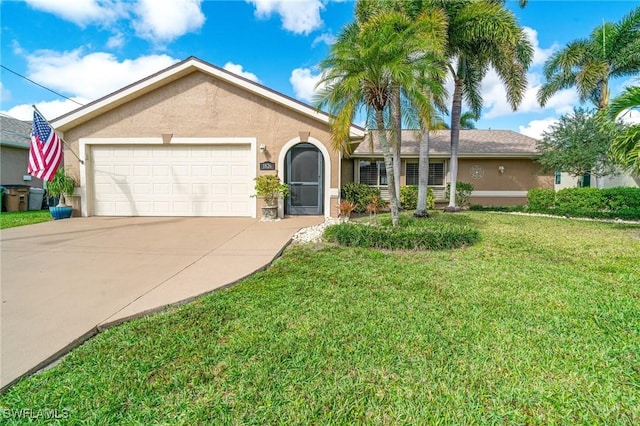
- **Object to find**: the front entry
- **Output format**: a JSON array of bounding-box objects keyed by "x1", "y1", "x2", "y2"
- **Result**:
[{"x1": 285, "y1": 143, "x2": 324, "y2": 215}]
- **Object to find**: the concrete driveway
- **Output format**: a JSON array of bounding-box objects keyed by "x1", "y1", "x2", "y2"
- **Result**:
[{"x1": 0, "y1": 216, "x2": 322, "y2": 391}]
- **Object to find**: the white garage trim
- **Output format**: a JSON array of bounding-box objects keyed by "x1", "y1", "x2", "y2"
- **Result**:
[
  {"x1": 278, "y1": 136, "x2": 333, "y2": 218},
  {"x1": 79, "y1": 137, "x2": 257, "y2": 217}
]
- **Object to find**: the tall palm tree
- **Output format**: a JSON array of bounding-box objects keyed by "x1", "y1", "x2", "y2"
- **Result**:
[
  {"x1": 538, "y1": 7, "x2": 640, "y2": 110},
  {"x1": 440, "y1": 0, "x2": 533, "y2": 211},
  {"x1": 355, "y1": 0, "x2": 449, "y2": 218},
  {"x1": 316, "y1": 11, "x2": 446, "y2": 226},
  {"x1": 608, "y1": 85, "x2": 640, "y2": 173}
]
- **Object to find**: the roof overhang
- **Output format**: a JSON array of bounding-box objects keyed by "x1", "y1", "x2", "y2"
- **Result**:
[{"x1": 51, "y1": 57, "x2": 366, "y2": 139}]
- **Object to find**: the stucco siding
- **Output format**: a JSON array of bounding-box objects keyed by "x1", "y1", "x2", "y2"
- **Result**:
[
  {"x1": 0, "y1": 146, "x2": 43, "y2": 188},
  {"x1": 60, "y1": 70, "x2": 340, "y2": 217}
]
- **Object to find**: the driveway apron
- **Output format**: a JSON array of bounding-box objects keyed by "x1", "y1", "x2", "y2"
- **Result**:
[{"x1": 0, "y1": 216, "x2": 322, "y2": 390}]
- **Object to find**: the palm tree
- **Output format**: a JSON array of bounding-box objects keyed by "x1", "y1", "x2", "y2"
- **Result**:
[
  {"x1": 608, "y1": 85, "x2": 640, "y2": 173},
  {"x1": 437, "y1": 110, "x2": 478, "y2": 130},
  {"x1": 538, "y1": 7, "x2": 640, "y2": 110},
  {"x1": 440, "y1": 0, "x2": 533, "y2": 211},
  {"x1": 354, "y1": 0, "x2": 439, "y2": 208},
  {"x1": 316, "y1": 11, "x2": 446, "y2": 226}
]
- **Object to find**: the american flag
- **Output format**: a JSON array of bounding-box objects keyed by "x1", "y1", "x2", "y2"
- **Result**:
[{"x1": 28, "y1": 109, "x2": 62, "y2": 182}]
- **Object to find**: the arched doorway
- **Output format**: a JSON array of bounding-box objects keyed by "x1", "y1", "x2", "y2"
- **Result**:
[{"x1": 285, "y1": 143, "x2": 324, "y2": 215}]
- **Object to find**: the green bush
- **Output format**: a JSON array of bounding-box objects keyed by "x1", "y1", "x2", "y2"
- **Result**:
[
  {"x1": 602, "y1": 187, "x2": 640, "y2": 210},
  {"x1": 527, "y1": 188, "x2": 555, "y2": 211},
  {"x1": 555, "y1": 187, "x2": 605, "y2": 211},
  {"x1": 341, "y1": 182, "x2": 381, "y2": 213},
  {"x1": 446, "y1": 182, "x2": 474, "y2": 207},
  {"x1": 526, "y1": 187, "x2": 640, "y2": 220},
  {"x1": 469, "y1": 205, "x2": 527, "y2": 212},
  {"x1": 324, "y1": 216, "x2": 480, "y2": 250},
  {"x1": 400, "y1": 185, "x2": 435, "y2": 210}
]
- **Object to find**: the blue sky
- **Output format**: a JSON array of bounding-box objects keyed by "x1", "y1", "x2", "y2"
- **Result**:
[{"x1": 1, "y1": 0, "x2": 639, "y2": 139}]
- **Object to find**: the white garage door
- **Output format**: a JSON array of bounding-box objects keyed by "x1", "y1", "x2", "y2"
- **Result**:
[{"x1": 91, "y1": 144, "x2": 253, "y2": 216}]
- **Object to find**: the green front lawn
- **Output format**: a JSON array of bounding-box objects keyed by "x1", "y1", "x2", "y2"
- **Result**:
[
  {"x1": 0, "y1": 210, "x2": 51, "y2": 229},
  {"x1": 1, "y1": 212, "x2": 639, "y2": 424}
]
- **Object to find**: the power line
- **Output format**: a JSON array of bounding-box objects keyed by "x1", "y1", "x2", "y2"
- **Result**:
[{"x1": 1, "y1": 64, "x2": 85, "y2": 106}]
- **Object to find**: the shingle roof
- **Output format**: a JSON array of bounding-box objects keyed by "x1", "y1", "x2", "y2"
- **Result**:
[
  {"x1": 0, "y1": 116, "x2": 31, "y2": 149},
  {"x1": 352, "y1": 129, "x2": 538, "y2": 158}
]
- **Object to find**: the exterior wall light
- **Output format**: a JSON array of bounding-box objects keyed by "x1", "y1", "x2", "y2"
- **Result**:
[
  {"x1": 498, "y1": 165, "x2": 505, "y2": 174},
  {"x1": 259, "y1": 144, "x2": 267, "y2": 152}
]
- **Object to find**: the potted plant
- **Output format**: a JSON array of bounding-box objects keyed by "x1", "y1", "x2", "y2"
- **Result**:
[
  {"x1": 46, "y1": 167, "x2": 77, "y2": 220},
  {"x1": 253, "y1": 174, "x2": 289, "y2": 220}
]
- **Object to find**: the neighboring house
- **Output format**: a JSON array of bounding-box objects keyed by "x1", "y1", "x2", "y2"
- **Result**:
[
  {"x1": 51, "y1": 57, "x2": 364, "y2": 218},
  {"x1": 0, "y1": 115, "x2": 42, "y2": 188},
  {"x1": 348, "y1": 129, "x2": 554, "y2": 206},
  {"x1": 554, "y1": 170, "x2": 639, "y2": 190}
]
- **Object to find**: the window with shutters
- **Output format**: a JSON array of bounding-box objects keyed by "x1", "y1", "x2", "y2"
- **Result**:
[
  {"x1": 405, "y1": 162, "x2": 445, "y2": 186},
  {"x1": 358, "y1": 160, "x2": 387, "y2": 186}
]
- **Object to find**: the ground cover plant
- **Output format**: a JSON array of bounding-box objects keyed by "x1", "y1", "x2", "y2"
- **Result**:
[
  {"x1": 324, "y1": 212, "x2": 480, "y2": 250},
  {"x1": 1, "y1": 213, "x2": 638, "y2": 424},
  {"x1": 0, "y1": 210, "x2": 51, "y2": 229}
]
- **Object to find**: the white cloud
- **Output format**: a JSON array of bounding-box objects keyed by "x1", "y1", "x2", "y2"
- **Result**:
[
  {"x1": 26, "y1": 0, "x2": 205, "y2": 44},
  {"x1": 133, "y1": 0, "x2": 205, "y2": 43},
  {"x1": 312, "y1": 32, "x2": 336, "y2": 47},
  {"x1": 25, "y1": 0, "x2": 127, "y2": 27},
  {"x1": 1, "y1": 98, "x2": 91, "y2": 122},
  {"x1": 247, "y1": 0, "x2": 325, "y2": 35},
  {"x1": 481, "y1": 69, "x2": 578, "y2": 119},
  {"x1": 0, "y1": 82, "x2": 11, "y2": 103},
  {"x1": 290, "y1": 68, "x2": 324, "y2": 103},
  {"x1": 25, "y1": 50, "x2": 179, "y2": 100},
  {"x1": 523, "y1": 26, "x2": 558, "y2": 67},
  {"x1": 518, "y1": 117, "x2": 559, "y2": 139},
  {"x1": 106, "y1": 32, "x2": 126, "y2": 49},
  {"x1": 223, "y1": 62, "x2": 260, "y2": 82}
]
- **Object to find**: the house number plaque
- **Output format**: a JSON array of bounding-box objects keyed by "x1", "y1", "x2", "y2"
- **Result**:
[{"x1": 260, "y1": 161, "x2": 276, "y2": 170}]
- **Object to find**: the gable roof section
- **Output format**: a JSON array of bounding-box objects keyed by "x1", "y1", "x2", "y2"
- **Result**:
[
  {"x1": 352, "y1": 129, "x2": 539, "y2": 158},
  {"x1": 0, "y1": 115, "x2": 32, "y2": 149},
  {"x1": 51, "y1": 56, "x2": 365, "y2": 139}
]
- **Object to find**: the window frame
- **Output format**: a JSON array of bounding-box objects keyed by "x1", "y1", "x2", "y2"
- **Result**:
[{"x1": 405, "y1": 161, "x2": 445, "y2": 186}]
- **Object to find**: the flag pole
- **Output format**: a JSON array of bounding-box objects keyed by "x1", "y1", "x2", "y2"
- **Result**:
[{"x1": 32, "y1": 105, "x2": 84, "y2": 165}]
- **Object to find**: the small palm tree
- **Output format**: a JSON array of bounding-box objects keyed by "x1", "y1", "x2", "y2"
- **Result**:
[
  {"x1": 316, "y1": 10, "x2": 446, "y2": 227},
  {"x1": 608, "y1": 86, "x2": 640, "y2": 173},
  {"x1": 538, "y1": 7, "x2": 640, "y2": 110}
]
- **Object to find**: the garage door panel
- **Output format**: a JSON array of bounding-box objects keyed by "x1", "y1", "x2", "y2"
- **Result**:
[{"x1": 92, "y1": 145, "x2": 252, "y2": 216}]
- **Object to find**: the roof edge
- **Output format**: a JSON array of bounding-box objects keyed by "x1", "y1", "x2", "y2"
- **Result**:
[{"x1": 51, "y1": 56, "x2": 365, "y2": 138}]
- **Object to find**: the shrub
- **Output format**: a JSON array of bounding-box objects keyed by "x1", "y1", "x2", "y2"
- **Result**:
[
  {"x1": 601, "y1": 187, "x2": 640, "y2": 210},
  {"x1": 324, "y1": 215, "x2": 480, "y2": 250},
  {"x1": 446, "y1": 182, "x2": 474, "y2": 207},
  {"x1": 555, "y1": 187, "x2": 605, "y2": 211},
  {"x1": 469, "y1": 205, "x2": 527, "y2": 212},
  {"x1": 527, "y1": 188, "x2": 556, "y2": 211},
  {"x1": 341, "y1": 182, "x2": 381, "y2": 213},
  {"x1": 526, "y1": 187, "x2": 640, "y2": 220},
  {"x1": 400, "y1": 185, "x2": 435, "y2": 210}
]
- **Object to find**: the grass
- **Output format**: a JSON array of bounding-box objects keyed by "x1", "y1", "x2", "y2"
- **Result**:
[
  {"x1": 0, "y1": 210, "x2": 51, "y2": 229},
  {"x1": 1, "y1": 212, "x2": 639, "y2": 424}
]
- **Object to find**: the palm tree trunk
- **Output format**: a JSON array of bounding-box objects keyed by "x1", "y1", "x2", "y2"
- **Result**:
[
  {"x1": 376, "y1": 109, "x2": 399, "y2": 227},
  {"x1": 415, "y1": 128, "x2": 430, "y2": 217},
  {"x1": 391, "y1": 85, "x2": 402, "y2": 207},
  {"x1": 446, "y1": 75, "x2": 463, "y2": 212},
  {"x1": 599, "y1": 80, "x2": 610, "y2": 110}
]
